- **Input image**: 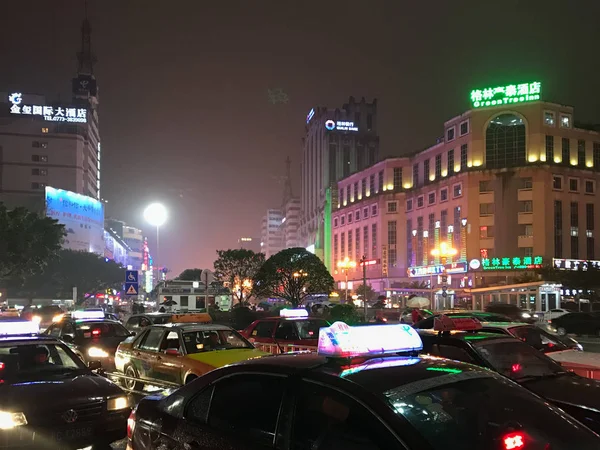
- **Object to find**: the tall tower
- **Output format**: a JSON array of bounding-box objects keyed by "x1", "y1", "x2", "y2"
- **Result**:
[{"x1": 282, "y1": 156, "x2": 293, "y2": 205}]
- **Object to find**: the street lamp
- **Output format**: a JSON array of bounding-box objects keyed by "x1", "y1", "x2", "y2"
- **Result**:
[
  {"x1": 337, "y1": 257, "x2": 356, "y2": 303},
  {"x1": 144, "y1": 203, "x2": 167, "y2": 287},
  {"x1": 430, "y1": 243, "x2": 458, "y2": 305}
]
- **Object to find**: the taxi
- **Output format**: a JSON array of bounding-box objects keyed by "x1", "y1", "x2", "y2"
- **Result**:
[
  {"x1": 0, "y1": 318, "x2": 131, "y2": 449},
  {"x1": 43, "y1": 310, "x2": 134, "y2": 371},
  {"x1": 124, "y1": 311, "x2": 212, "y2": 334},
  {"x1": 418, "y1": 315, "x2": 600, "y2": 434},
  {"x1": 127, "y1": 321, "x2": 600, "y2": 450},
  {"x1": 115, "y1": 322, "x2": 269, "y2": 391},
  {"x1": 240, "y1": 308, "x2": 328, "y2": 351}
]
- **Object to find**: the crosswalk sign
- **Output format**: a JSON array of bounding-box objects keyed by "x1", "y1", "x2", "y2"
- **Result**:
[{"x1": 126, "y1": 284, "x2": 138, "y2": 295}]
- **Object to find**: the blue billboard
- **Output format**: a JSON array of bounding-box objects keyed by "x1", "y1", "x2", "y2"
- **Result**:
[{"x1": 45, "y1": 187, "x2": 104, "y2": 255}]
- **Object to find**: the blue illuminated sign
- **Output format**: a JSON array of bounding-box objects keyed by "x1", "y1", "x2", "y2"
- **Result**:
[
  {"x1": 306, "y1": 108, "x2": 315, "y2": 124},
  {"x1": 325, "y1": 119, "x2": 358, "y2": 132}
]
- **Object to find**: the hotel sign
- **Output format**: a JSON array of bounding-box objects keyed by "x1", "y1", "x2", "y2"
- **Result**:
[
  {"x1": 481, "y1": 256, "x2": 542, "y2": 270},
  {"x1": 381, "y1": 245, "x2": 388, "y2": 276},
  {"x1": 8, "y1": 92, "x2": 87, "y2": 123},
  {"x1": 408, "y1": 262, "x2": 467, "y2": 278},
  {"x1": 470, "y1": 81, "x2": 541, "y2": 109},
  {"x1": 553, "y1": 258, "x2": 600, "y2": 271}
]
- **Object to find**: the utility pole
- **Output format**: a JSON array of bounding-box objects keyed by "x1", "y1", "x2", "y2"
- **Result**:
[
  {"x1": 205, "y1": 270, "x2": 209, "y2": 310},
  {"x1": 360, "y1": 255, "x2": 368, "y2": 321}
]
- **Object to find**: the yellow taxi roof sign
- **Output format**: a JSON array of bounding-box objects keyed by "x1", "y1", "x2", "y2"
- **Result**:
[{"x1": 169, "y1": 313, "x2": 212, "y2": 324}]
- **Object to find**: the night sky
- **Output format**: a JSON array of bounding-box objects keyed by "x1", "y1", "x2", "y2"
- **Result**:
[{"x1": 1, "y1": 1, "x2": 599, "y2": 275}]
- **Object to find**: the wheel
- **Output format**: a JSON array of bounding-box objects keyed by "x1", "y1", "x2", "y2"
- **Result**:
[
  {"x1": 556, "y1": 327, "x2": 566, "y2": 336},
  {"x1": 185, "y1": 375, "x2": 197, "y2": 385},
  {"x1": 124, "y1": 365, "x2": 144, "y2": 392}
]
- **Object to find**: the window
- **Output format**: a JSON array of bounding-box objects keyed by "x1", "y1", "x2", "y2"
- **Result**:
[
  {"x1": 32, "y1": 141, "x2": 40, "y2": 148},
  {"x1": 355, "y1": 227, "x2": 360, "y2": 261},
  {"x1": 446, "y1": 126, "x2": 455, "y2": 142},
  {"x1": 139, "y1": 328, "x2": 165, "y2": 351},
  {"x1": 519, "y1": 200, "x2": 533, "y2": 213},
  {"x1": 562, "y1": 138, "x2": 570, "y2": 163},
  {"x1": 343, "y1": 147, "x2": 351, "y2": 178},
  {"x1": 570, "y1": 202, "x2": 579, "y2": 227},
  {"x1": 333, "y1": 234, "x2": 338, "y2": 262},
  {"x1": 387, "y1": 202, "x2": 397, "y2": 213},
  {"x1": 453, "y1": 183, "x2": 462, "y2": 198},
  {"x1": 412, "y1": 163, "x2": 419, "y2": 187},
  {"x1": 423, "y1": 159, "x2": 430, "y2": 183},
  {"x1": 519, "y1": 177, "x2": 533, "y2": 190},
  {"x1": 346, "y1": 185, "x2": 350, "y2": 203},
  {"x1": 371, "y1": 204, "x2": 378, "y2": 216},
  {"x1": 340, "y1": 216, "x2": 345, "y2": 226},
  {"x1": 479, "y1": 203, "x2": 495, "y2": 216},
  {"x1": 393, "y1": 167, "x2": 402, "y2": 189},
  {"x1": 355, "y1": 210, "x2": 360, "y2": 221},
  {"x1": 460, "y1": 120, "x2": 469, "y2": 136},
  {"x1": 578, "y1": 140, "x2": 586, "y2": 166},
  {"x1": 204, "y1": 375, "x2": 284, "y2": 446},
  {"x1": 447, "y1": 149, "x2": 455, "y2": 175},
  {"x1": 251, "y1": 321, "x2": 276, "y2": 339},
  {"x1": 41, "y1": 127, "x2": 49, "y2": 134},
  {"x1": 353, "y1": 182, "x2": 358, "y2": 201},
  {"x1": 440, "y1": 188, "x2": 448, "y2": 202},
  {"x1": 369, "y1": 174, "x2": 375, "y2": 194},
  {"x1": 587, "y1": 204, "x2": 595, "y2": 260},
  {"x1": 40, "y1": 142, "x2": 48, "y2": 149},
  {"x1": 31, "y1": 182, "x2": 46, "y2": 190},
  {"x1": 347, "y1": 213, "x2": 353, "y2": 224},
  {"x1": 333, "y1": 217, "x2": 338, "y2": 228},
  {"x1": 569, "y1": 178, "x2": 579, "y2": 192},
  {"x1": 560, "y1": 114, "x2": 572, "y2": 129},
  {"x1": 363, "y1": 207, "x2": 369, "y2": 218},
  {"x1": 545, "y1": 135, "x2": 554, "y2": 162},
  {"x1": 544, "y1": 111, "x2": 555, "y2": 127},
  {"x1": 520, "y1": 224, "x2": 533, "y2": 237},
  {"x1": 435, "y1": 154, "x2": 442, "y2": 178},
  {"x1": 367, "y1": 113, "x2": 373, "y2": 130},
  {"x1": 371, "y1": 224, "x2": 377, "y2": 258},
  {"x1": 406, "y1": 199, "x2": 413, "y2": 211},
  {"x1": 479, "y1": 180, "x2": 492, "y2": 193},
  {"x1": 275, "y1": 320, "x2": 299, "y2": 341},
  {"x1": 428, "y1": 344, "x2": 476, "y2": 364},
  {"x1": 479, "y1": 225, "x2": 495, "y2": 239},
  {"x1": 360, "y1": 179, "x2": 366, "y2": 198},
  {"x1": 388, "y1": 221, "x2": 397, "y2": 268},
  {"x1": 585, "y1": 180, "x2": 595, "y2": 194},
  {"x1": 594, "y1": 142, "x2": 600, "y2": 169},
  {"x1": 339, "y1": 188, "x2": 344, "y2": 206},
  {"x1": 378, "y1": 170, "x2": 384, "y2": 192},
  {"x1": 460, "y1": 144, "x2": 468, "y2": 169},
  {"x1": 363, "y1": 226, "x2": 369, "y2": 259},
  {"x1": 180, "y1": 296, "x2": 189, "y2": 307},
  {"x1": 586, "y1": 203, "x2": 594, "y2": 231},
  {"x1": 553, "y1": 175, "x2": 563, "y2": 190},
  {"x1": 485, "y1": 114, "x2": 525, "y2": 168},
  {"x1": 555, "y1": 200, "x2": 563, "y2": 258},
  {"x1": 340, "y1": 232, "x2": 345, "y2": 258},
  {"x1": 417, "y1": 195, "x2": 424, "y2": 208},
  {"x1": 428, "y1": 192, "x2": 436, "y2": 205},
  {"x1": 440, "y1": 209, "x2": 448, "y2": 239}
]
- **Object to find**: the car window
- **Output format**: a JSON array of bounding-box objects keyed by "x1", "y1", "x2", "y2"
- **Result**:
[
  {"x1": 0, "y1": 343, "x2": 84, "y2": 379},
  {"x1": 62, "y1": 322, "x2": 75, "y2": 336},
  {"x1": 292, "y1": 381, "x2": 396, "y2": 450},
  {"x1": 428, "y1": 344, "x2": 475, "y2": 364},
  {"x1": 296, "y1": 319, "x2": 328, "y2": 340},
  {"x1": 140, "y1": 317, "x2": 152, "y2": 327},
  {"x1": 126, "y1": 317, "x2": 140, "y2": 328},
  {"x1": 274, "y1": 321, "x2": 299, "y2": 340},
  {"x1": 182, "y1": 330, "x2": 252, "y2": 354},
  {"x1": 139, "y1": 328, "x2": 165, "y2": 351},
  {"x1": 75, "y1": 322, "x2": 130, "y2": 338},
  {"x1": 509, "y1": 326, "x2": 566, "y2": 352},
  {"x1": 206, "y1": 374, "x2": 285, "y2": 446},
  {"x1": 252, "y1": 321, "x2": 276, "y2": 338},
  {"x1": 160, "y1": 331, "x2": 181, "y2": 351},
  {"x1": 46, "y1": 324, "x2": 61, "y2": 337}
]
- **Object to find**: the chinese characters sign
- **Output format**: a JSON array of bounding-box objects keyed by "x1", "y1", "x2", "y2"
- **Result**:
[
  {"x1": 470, "y1": 81, "x2": 541, "y2": 109},
  {"x1": 382, "y1": 245, "x2": 388, "y2": 276},
  {"x1": 8, "y1": 93, "x2": 87, "y2": 123},
  {"x1": 553, "y1": 258, "x2": 600, "y2": 271},
  {"x1": 481, "y1": 256, "x2": 542, "y2": 270},
  {"x1": 408, "y1": 262, "x2": 467, "y2": 277},
  {"x1": 325, "y1": 119, "x2": 358, "y2": 132}
]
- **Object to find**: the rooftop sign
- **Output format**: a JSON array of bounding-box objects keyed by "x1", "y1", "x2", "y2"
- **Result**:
[
  {"x1": 325, "y1": 120, "x2": 358, "y2": 132},
  {"x1": 470, "y1": 81, "x2": 541, "y2": 109},
  {"x1": 481, "y1": 256, "x2": 542, "y2": 270},
  {"x1": 8, "y1": 92, "x2": 87, "y2": 123}
]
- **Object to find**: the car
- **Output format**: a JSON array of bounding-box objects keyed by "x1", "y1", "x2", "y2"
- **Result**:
[
  {"x1": 21, "y1": 305, "x2": 64, "y2": 331},
  {"x1": 418, "y1": 315, "x2": 600, "y2": 433},
  {"x1": 413, "y1": 310, "x2": 513, "y2": 329},
  {"x1": 124, "y1": 311, "x2": 212, "y2": 333},
  {"x1": 399, "y1": 308, "x2": 434, "y2": 324},
  {"x1": 43, "y1": 310, "x2": 134, "y2": 371},
  {"x1": 115, "y1": 322, "x2": 269, "y2": 391},
  {"x1": 0, "y1": 318, "x2": 131, "y2": 449},
  {"x1": 127, "y1": 321, "x2": 600, "y2": 450},
  {"x1": 550, "y1": 312, "x2": 600, "y2": 336},
  {"x1": 544, "y1": 308, "x2": 571, "y2": 321},
  {"x1": 485, "y1": 303, "x2": 536, "y2": 323}
]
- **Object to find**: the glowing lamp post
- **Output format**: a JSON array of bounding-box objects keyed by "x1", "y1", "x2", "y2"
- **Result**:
[
  {"x1": 337, "y1": 257, "x2": 356, "y2": 303},
  {"x1": 429, "y1": 243, "x2": 458, "y2": 304},
  {"x1": 144, "y1": 203, "x2": 167, "y2": 287}
]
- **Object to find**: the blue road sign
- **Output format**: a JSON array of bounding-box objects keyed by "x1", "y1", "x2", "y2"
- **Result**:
[{"x1": 126, "y1": 270, "x2": 138, "y2": 283}]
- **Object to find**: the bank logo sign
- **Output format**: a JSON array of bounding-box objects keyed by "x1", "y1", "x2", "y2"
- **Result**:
[{"x1": 470, "y1": 81, "x2": 541, "y2": 109}]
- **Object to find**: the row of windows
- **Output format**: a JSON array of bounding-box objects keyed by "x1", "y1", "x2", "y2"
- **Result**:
[
  {"x1": 333, "y1": 204, "x2": 378, "y2": 228},
  {"x1": 333, "y1": 224, "x2": 378, "y2": 262},
  {"x1": 32, "y1": 141, "x2": 48, "y2": 148},
  {"x1": 552, "y1": 175, "x2": 596, "y2": 194},
  {"x1": 544, "y1": 136, "x2": 600, "y2": 166},
  {"x1": 413, "y1": 144, "x2": 468, "y2": 188},
  {"x1": 32, "y1": 155, "x2": 48, "y2": 162},
  {"x1": 554, "y1": 201, "x2": 595, "y2": 259},
  {"x1": 406, "y1": 183, "x2": 462, "y2": 212},
  {"x1": 32, "y1": 168, "x2": 48, "y2": 176},
  {"x1": 446, "y1": 119, "x2": 470, "y2": 142},
  {"x1": 339, "y1": 171, "x2": 384, "y2": 205},
  {"x1": 543, "y1": 111, "x2": 572, "y2": 129}
]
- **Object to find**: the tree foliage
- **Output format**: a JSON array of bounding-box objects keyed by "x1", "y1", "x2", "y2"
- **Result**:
[
  {"x1": 214, "y1": 249, "x2": 265, "y2": 303},
  {"x1": 354, "y1": 283, "x2": 376, "y2": 302},
  {"x1": 252, "y1": 247, "x2": 334, "y2": 307},
  {"x1": 11, "y1": 250, "x2": 125, "y2": 304},
  {"x1": 176, "y1": 268, "x2": 203, "y2": 281},
  {"x1": 0, "y1": 204, "x2": 65, "y2": 284}
]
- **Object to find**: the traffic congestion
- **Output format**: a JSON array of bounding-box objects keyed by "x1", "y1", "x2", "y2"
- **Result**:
[{"x1": 1, "y1": 304, "x2": 600, "y2": 449}]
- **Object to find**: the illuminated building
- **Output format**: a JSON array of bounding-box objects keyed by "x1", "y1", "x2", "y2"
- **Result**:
[
  {"x1": 104, "y1": 228, "x2": 130, "y2": 266},
  {"x1": 261, "y1": 209, "x2": 284, "y2": 258},
  {"x1": 332, "y1": 81, "x2": 600, "y2": 312},
  {"x1": 237, "y1": 237, "x2": 261, "y2": 253},
  {"x1": 0, "y1": 16, "x2": 101, "y2": 211},
  {"x1": 300, "y1": 97, "x2": 380, "y2": 261}
]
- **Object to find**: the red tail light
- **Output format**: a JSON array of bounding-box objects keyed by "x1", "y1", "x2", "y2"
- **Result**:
[
  {"x1": 503, "y1": 432, "x2": 525, "y2": 449},
  {"x1": 0, "y1": 362, "x2": 5, "y2": 371},
  {"x1": 127, "y1": 410, "x2": 136, "y2": 440},
  {"x1": 92, "y1": 329, "x2": 101, "y2": 337},
  {"x1": 511, "y1": 363, "x2": 522, "y2": 373}
]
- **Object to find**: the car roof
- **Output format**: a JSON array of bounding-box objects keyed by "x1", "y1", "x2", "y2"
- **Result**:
[
  {"x1": 479, "y1": 322, "x2": 529, "y2": 330},
  {"x1": 417, "y1": 329, "x2": 515, "y2": 342},
  {"x1": 0, "y1": 335, "x2": 61, "y2": 344},
  {"x1": 70, "y1": 319, "x2": 123, "y2": 324},
  {"x1": 130, "y1": 313, "x2": 172, "y2": 318},
  {"x1": 151, "y1": 323, "x2": 233, "y2": 332}
]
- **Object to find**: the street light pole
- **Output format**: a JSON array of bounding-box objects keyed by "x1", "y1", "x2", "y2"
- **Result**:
[
  {"x1": 337, "y1": 257, "x2": 356, "y2": 304},
  {"x1": 144, "y1": 203, "x2": 167, "y2": 289},
  {"x1": 360, "y1": 255, "x2": 368, "y2": 321}
]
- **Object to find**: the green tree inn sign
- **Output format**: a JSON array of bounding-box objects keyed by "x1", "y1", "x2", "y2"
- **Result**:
[{"x1": 470, "y1": 81, "x2": 541, "y2": 108}]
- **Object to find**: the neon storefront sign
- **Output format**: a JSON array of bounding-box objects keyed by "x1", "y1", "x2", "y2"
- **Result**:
[
  {"x1": 481, "y1": 256, "x2": 542, "y2": 270},
  {"x1": 408, "y1": 262, "x2": 467, "y2": 277},
  {"x1": 470, "y1": 81, "x2": 541, "y2": 109}
]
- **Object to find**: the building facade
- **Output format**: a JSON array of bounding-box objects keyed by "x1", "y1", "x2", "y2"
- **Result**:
[
  {"x1": 261, "y1": 209, "x2": 284, "y2": 258},
  {"x1": 300, "y1": 97, "x2": 379, "y2": 262},
  {"x1": 332, "y1": 81, "x2": 600, "y2": 312},
  {"x1": 238, "y1": 237, "x2": 262, "y2": 253}
]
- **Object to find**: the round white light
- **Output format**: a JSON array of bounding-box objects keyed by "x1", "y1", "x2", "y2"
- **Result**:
[{"x1": 143, "y1": 203, "x2": 167, "y2": 227}]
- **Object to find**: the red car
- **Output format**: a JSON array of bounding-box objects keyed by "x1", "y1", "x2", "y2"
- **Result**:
[{"x1": 240, "y1": 309, "x2": 329, "y2": 351}]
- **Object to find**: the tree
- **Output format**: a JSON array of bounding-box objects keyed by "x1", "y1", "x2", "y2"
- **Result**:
[
  {"x1": 252, "y1": 247, "x2": 334, "y2": 307},
  {"x1": 354, "y1": 283, "x2": 376, "y2": 302},
  {"x1": 213, "y1": 249, "x2": 265, "y2": 304},
  {"x1": 176, "y1": 268, "x2": 203, "y2": 281},
  {"x1": 13, "y1": 250, "x2": 125, "y2": 304},
  {"x1": 537, "y1": 263, "x2": 600, "y2": 300},
  {"x1": 0, "y1": 204, "x2": 65, "y2": 285}
]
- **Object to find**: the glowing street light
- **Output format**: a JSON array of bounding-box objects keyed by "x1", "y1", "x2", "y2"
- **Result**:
[
  {"x1": 144, "y1": 203, "x2": 167, "y2": 287},
  {"x1": 429, "y1": 243, "x2": 458, "y2": 303},
  {"x1": 337, "y1": 257, "x2": 356, "y2": 303}
]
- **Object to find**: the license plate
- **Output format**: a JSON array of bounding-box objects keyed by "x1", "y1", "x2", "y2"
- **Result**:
[{"x1": 53, "y1": 426, "x2": 93, "y2": 442}]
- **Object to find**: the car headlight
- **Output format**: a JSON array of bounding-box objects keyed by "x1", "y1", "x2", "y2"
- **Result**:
[
  {"x1": 107, "y1": 396, "x2": 130, "y2": 411},
  {"x1": 577, "y1": 343, "x2": 584, "y2": 351},
  {"x1": 0, "y1": 411, "x2": 27, "y2": 429},
  {"x1": 31, "y1": 315, "x2": 42, "y2": 325},
  {"x1": 521, "y1": 313, "x2": 531, "y2": 319},
  {"x1": 88, "y1": 347, "x2": 109, "y2": 358},
  {"x1": 52, "y1": 314, "x2": 64, "y2": 323}
]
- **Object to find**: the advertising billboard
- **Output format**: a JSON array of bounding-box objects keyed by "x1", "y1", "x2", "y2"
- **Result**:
[{"x1": 45, "y1": 187, "x2": 104, "y2": 255}]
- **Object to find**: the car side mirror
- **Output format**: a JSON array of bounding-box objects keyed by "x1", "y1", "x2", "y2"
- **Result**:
[
  {"x1": 88, "y1": 360, "x2": 102, "y2": 370},
  {"x1": 129, "y1": 331, "x2": 137, "y2": 337},
  {"x1": 165, "y1": 348, "x2": 180, "y2": 356},
  {"x1": 61, "y1": 334, "x2": 74, "y2": 343}
]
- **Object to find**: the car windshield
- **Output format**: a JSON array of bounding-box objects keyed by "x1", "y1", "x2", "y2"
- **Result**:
[
  {"x1": 296, "y1": 319, "x2": 328, "y2": 339},
  {"x1": 182, "y1": 329, "x2": 252, "y2": 354},
  {"x1": 0, "y1": 342, "x2": 85, "y2": 380},
  {"x1": 384, "y1": 373, "x2": 598, "y2": 450},
  {"x1": 508, "y1": 325, "x2": 569, "y2": 353},
  {"x1": 75, "y1": 321, "x2": 130, "y2": 338},
  {"x1": 473, "y1": 339, "x2": 565, "y2": 380}
]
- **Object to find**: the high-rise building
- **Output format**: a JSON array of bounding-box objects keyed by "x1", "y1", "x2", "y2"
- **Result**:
[
  {"x1": 281, "y1": 156, "x2": 300, "y2": 249},
  {"x1": 0, "y1": 16, "x2": 101, "y2": 211},
  {"x1": 261, "y1": 209, "x2": 284, "y2": 259},
  {"x1": 300, "y1": 97, "x2": 379, "y2": 263},
  {"x1": 237, "y1": 237, "x2": 261, "y2": 253}
]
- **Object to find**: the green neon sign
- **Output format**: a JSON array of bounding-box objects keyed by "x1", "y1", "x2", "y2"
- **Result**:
[
  {"x1": 481, "y1": 256, "x2": 543, "y2": 271},
  {"x1": 470, "y1": 81, "x2": 541, "y2": 108},
  {"x1": 426, "y1": 367, "x2": 463, "y2": 374}
]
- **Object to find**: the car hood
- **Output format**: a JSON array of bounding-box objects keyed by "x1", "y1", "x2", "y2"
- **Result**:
[
  {"x1": 75, "y1": 336, "x2": 129, "y2": 353},
  {"x1": 522, "y1": 373, "x2": 600, "y2": 413},
  {"x1": 0, "y1": 372, "x2": 123, "y2": 411},
  {"x1": 186, "y1": 348, "x2": 269, "y2": 368},
  {"x1": 548, "y1": 350, "x2": 600, "y2": 368}
]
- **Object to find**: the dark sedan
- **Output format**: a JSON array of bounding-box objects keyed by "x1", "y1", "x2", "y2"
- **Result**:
[{"x1": 550, "y1": 312, "x2": 600, "y2": 336}]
